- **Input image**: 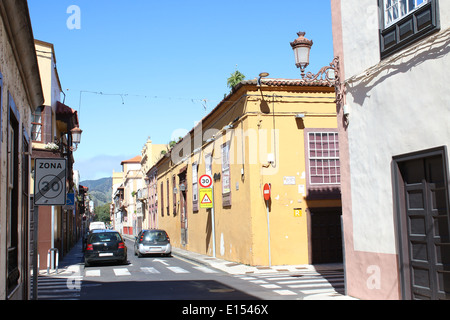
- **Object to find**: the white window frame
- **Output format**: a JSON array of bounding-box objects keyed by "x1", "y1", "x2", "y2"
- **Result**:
[
  {"x1": 384, "y1": 0, "x2": 430, "y2": 28},
  {"x1": 307, "y1": 132, "x2": 340, "y2": 185}
]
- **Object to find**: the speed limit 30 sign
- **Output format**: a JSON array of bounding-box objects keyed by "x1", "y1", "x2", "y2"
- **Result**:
[
  {"x1": 199, "y1": 174, "x2": 213, "y2": 188},
  {"x1": 34, "y1": 158, "x2": 67, "y2": 205}
]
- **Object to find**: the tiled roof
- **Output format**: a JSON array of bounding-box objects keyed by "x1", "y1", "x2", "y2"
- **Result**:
[
  {"x1": 121, "y1": 155, "x2": 142, "y2": 165},
  {"x1": 240, "y1": 78, "x2": 334, "y2": 87}
]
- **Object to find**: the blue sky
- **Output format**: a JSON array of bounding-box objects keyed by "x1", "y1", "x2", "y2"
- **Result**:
[{"x1": 28, "y1": 0, "x2": 334, "y2": 181}]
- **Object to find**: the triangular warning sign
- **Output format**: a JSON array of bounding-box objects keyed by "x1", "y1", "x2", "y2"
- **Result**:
[{"x1": 201, "y1": 193, "x2": 212, "y2": 204}]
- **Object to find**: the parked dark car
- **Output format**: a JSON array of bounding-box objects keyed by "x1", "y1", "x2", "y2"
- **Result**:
[
  {"x1": 134, "y1": 229, "x2": 172, "y2": 257},
  {"x1": 84, "y1": 230, "x2": 128, "y2": 266}
]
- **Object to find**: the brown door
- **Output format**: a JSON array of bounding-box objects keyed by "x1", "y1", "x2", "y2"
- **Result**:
[
  {"x1": 397, "y1": 151, "x2": 450, "y2": 299},
  {"x1": 179, "y1": 172, "x2": 187, "y2": 246},
  {"x1": 310, "y1": 208, "x2": 343, "y2": 264}
]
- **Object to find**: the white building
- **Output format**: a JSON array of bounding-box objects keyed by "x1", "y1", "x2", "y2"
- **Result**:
[{"x1": 332, "y1": 0, "x2": 450, "y2": 299}]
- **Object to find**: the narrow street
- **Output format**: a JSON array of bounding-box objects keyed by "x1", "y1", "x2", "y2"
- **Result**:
[{"x1": 34, "y1": 237, "x2": 348, "y2": 302}]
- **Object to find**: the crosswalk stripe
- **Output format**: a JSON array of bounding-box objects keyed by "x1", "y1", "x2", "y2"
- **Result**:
[
  {"x1": 278, "y1": 277, "x2": 344, "y2": 285},
  {"x1": 273, "y1": 289, "x2": 297, "y2": 295},
  {"x1": 114, "y1": 268, "x2": 131, "y2": 276},
  {"x1": 141, "y1": 267, "x2": 161, "y2": 274},
  {"x1": 85, "y1": 269, "x2": 101, "y2": 277},
  {"x1": 261, "y1": 284, "x2": 281, "y2": 289},
  {"x1": 300, "y1": 288, "x2": 338, "y2": 294},
  {"x1": 289, "y1": 282, "x2": 336, "y2": 289},
  {"x1": 167, "y1": 266, "x2": 189, "y2": 273}
]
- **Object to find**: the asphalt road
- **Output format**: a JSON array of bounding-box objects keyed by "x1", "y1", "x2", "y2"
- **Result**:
[{"x1": 79, "y1": 237, "x2": 287, "y2": 300}]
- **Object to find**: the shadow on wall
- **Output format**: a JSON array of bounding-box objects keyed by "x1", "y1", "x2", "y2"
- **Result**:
[{"x1": 347, "y1": 29, "x2": 450, "y2": 108}]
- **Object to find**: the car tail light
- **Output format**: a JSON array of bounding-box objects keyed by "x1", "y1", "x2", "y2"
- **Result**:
[
  {"x1": 118, "y1": 242, "x2": 125, "y2": 249},
  {"x1": 86, "y1": 244, "x2": 93, "y2": 251}
]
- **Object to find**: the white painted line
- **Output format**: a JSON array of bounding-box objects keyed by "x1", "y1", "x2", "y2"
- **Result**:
[
  {"x1": 167, "y1": 267, "x2": 189, "y2": 274},
  {"x1": 278, "y1": 278, "x2": 340, "y2": 285},
  {"x1": 261, "y1": 284, "x2": 281, "y2": 289},
  {"x1": 140, "y1": 267, "x2": 160, "y2": 274},
  {"x1": 274, "y1": 289, "x2": 297, "y2": 296},
  {"x1": 289, "y1": 283, "x2": 335, "y2": 289},
  {"x1": 113, "y1": 268, "x2": 131, "y2": 276},
  {"x1": 300, "y1": 288, "x2": 337, "y2": 295},
  {"x1": 85, "y1": 269, "x2": 101, "y2": 277},
  {"x1": 250, "y1": 280, "x2": 268, "y2": 284}
]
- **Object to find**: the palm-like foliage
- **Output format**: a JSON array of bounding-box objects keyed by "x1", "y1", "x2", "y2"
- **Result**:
[{"x1": 227, "y1": 70, "x2": 245, "y2": 89}]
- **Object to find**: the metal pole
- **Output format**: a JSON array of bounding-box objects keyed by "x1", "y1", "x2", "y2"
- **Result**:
[
  {"x1": 32, "y1": 206, "x2": 39, "y2": 300},
  {"x1": 211, "y1": 185, "x2": 216, "y2": 258},
  {"x1": 266, "y1": 200, "x2": 271, "y2": 267},
  {"x1": 51, "y1": 206, "x2": 55, "y2": 269}
]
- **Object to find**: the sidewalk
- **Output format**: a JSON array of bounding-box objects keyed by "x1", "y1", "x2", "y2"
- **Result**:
[{"x1": 172, "y1": 246, "x2": 327, "y2": 275}]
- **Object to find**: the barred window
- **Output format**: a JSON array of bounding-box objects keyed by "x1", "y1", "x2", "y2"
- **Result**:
[{"x1": 308, "y1": 132, "x2": 340, "y2": 185}]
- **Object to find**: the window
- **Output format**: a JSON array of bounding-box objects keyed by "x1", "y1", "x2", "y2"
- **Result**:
[
  {"x1": 166, "y1": 179, "x2": 170, "y2": 216},
  {"x1": 221, "y1": 142, "x2": 231, "y2": 206},
  {"x1": 192, "y1": 162, "x2": 198, "y2": 211},
  {"x1": 31, "y1": 106, "x2": 43, "y2": 142},
  {"x1": 172, "y1": 175, "x2": 177, "y2": 215},
  {"x1": 308, "y1": 132, "x2": 340, "y2": 185},
  {"x1": 379, "y1": 0, "x2": 439, "y2": 59},
  {"x1": 384, "y1": 0, "x2": 429, "y2": 27},
  {"x1": 160, "y1": 181, "x2": 164, "y2": 216},
  {"x1": 0, "y1": 71, "x2": 3, "y2": 143}
]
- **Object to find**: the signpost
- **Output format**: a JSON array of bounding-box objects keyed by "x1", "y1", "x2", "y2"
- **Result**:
[
  {"x1": 199, "y1": 173, "x2": 216, "y2": 257},
  {"x1": 263, "y1": 183, "x2": 272, "y2": 267},
  {"x1": 33, "y1": 158, "x2": 67, "y2": 299}
]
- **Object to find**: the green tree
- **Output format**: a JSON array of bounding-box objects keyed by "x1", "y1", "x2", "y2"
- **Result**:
[
  {"x1": 227, "y1": 70, "x2": 245, "y2": 90},
  {"x1": 94, "y1": 203, "x2": 111, "y2": 224}
]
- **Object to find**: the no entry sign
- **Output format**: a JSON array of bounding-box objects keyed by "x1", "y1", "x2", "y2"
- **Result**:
[
  {"x1": 263, "y1": 183, "x2": 271, "y2": 201},
  {"x1": 34, "y1": 158, "x2": 67, "y2": 205}
]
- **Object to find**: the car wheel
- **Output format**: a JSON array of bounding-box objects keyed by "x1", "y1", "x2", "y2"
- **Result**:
[{"x1": 84, "y1": 259, "x2": 91, "y2": 267}]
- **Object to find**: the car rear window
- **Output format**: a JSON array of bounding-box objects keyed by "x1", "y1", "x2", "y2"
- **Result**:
[
  {"x1": 90, "y1": 232, "x2": 121, "y2": 243},
  {"x1": 143, "y1": 231, "x2": 168, "y2": 241}
]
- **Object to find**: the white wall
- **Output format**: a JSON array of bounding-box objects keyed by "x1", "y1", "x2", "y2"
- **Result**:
[{"x1": 340, "y1": 0, "x2": 450, "y2": 254}]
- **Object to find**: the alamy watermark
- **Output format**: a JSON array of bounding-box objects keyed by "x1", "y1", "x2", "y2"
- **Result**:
[
  {"x1": 67, "y1": 5, "x2": 81, "y2": 30},
  {"x1": 168, "y1": 121, "x2": 280, "y2": 175}
]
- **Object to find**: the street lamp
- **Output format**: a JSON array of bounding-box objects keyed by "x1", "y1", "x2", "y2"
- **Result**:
[
  {"x1": 71, "y1": 126, "x2": 82, "y2": 151},
  {"x1": 290, "y1": 31, "x2": 347, "y2": 124},
  {"x1": 290, "y1": 31, "x2": 313, "y2": 79}
]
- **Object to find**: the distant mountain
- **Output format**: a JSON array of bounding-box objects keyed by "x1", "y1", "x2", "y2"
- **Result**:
[{"x1": 80, "y1": 177, "x2": 112, "y2": 207}]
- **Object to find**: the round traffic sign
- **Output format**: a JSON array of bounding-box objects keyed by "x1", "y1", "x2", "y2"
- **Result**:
[
  {"x1": 38, "y1": 174, "x2": 64, "y2": 199},
  {"x1": 263, "y1": 183, "x2": 271, "y2": 201},
  {"x1": 199, "y1": 174, "x2": 213, "y2": 188}
]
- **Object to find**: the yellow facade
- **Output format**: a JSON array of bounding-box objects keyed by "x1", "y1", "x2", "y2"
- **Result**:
[{"x1": 155, "y1": 80, "x2": 340, "y2": 266}]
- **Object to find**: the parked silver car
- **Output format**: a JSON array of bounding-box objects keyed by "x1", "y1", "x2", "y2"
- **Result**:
[{"x1": 134, "y1": 229, "x2": 172, "y2": 257}]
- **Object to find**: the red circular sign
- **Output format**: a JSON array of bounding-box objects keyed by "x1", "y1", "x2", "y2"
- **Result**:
[
  {"x1": 263, "y1": 183, "x2": 271, "y2": 201},
  {"x1": 199, "y1": 174, "x2": 213, "y2": 188}
]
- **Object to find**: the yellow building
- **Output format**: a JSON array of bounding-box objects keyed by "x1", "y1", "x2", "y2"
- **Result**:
[
  {"x1": 140, "y1": 138, "x2": 166, "y2": 230},
  {"x1": 156, "y1": 78, "x2": 341, "y2": 266}
]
